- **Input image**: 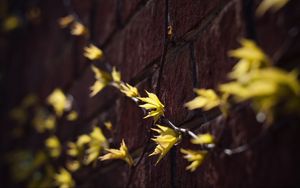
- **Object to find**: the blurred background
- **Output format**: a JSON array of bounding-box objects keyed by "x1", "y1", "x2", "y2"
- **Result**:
[{"x1": 1, "y1": 0, "x2": 300, "y2": 187}]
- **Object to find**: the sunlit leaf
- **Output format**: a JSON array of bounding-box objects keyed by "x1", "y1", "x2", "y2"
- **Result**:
[
  {"x1": 149, "y1": 124, "x2": 180, "y2": 164},
  {"x1": 83, "y1": 44, "x2": 103, "y2": 61},
  {"x1": 256, "y1": 0, "x2": 289, "y2": 16},
  {"x1": 185, "y1": 89, "x2": 220, "y2": 111},
  {"x1": 138, "y1": 91, "x2": 165, "y2": 122},
  {"x1": 99, "y1": 139, "x2": 133, "y2": 166},
  {"x1": 180, "y1": 149, "x2": 207, "y2": 172}
]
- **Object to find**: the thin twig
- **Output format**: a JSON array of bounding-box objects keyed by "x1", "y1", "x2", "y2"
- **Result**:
[
  {"x1": 222, "y1": 122, "x2": 270, "y2": 155},
  {"x1": 162, "y1": 117, "x2": 198, "y2": 139}
]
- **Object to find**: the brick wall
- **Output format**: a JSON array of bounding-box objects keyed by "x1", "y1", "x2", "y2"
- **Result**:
[{"x1": 1, "y1": 0, "x2": 300, "y2": 187}]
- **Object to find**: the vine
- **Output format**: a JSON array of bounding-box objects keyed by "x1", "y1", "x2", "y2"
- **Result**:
[{"x1": 3, "y1": 0, "x2": 300, "y2": 187}]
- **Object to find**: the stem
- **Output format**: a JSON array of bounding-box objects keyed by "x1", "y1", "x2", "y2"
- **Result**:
[
  {"x1": 162, "y1": 117, "x2": 198, "y2": 139},
  {"x1": 223, "y1": 144, "x2": 249, "y2": 155},
  {"x1": 222, "y1": 120, "x2": 270, "y2": 155}
]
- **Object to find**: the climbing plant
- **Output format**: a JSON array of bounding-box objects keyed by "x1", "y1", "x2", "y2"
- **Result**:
[{"x1": 3, "y1": 0, "x2": 300, "y2": 187}]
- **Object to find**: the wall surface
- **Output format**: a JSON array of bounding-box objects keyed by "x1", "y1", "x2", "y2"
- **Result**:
[{"x1": 1, "y1": 0, "x2": 300, "y2": 187}]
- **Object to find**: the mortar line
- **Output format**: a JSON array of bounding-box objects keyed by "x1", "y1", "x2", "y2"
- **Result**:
[
  {"x1": 188, "y1": 41, "x2": 198, "y2": 88},
  {"x1": 61, "y1": 0, "x2": 232, "y2": 96}
]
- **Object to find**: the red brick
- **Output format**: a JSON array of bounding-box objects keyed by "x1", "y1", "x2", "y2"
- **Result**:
[
  {"x1": 194, "y1": 1, "x2": 244, "y2": 89},
  {"x1": 76, "y1": 163, "x2": 129, "y2": 187},
  {"x1": 103, "y1": 31, "x2": 125, "y2": 77},
  {"x1": 170, "y1": 0, "x2": 226, "y2": 39},
  {"x1": 159, "y1": 46, "x2": 194, "y2": 124},
  {"x1": 129, "y1": 153, "x2": 172, "y2": 187},
  {"x1": 93, "y1": 0, "x2": 117, "y2": 45},
  {"x1": 114, "y1": 77, "x2": 155, "y2": 150},
  {"x1": 79, "y1": 151, "x2": 172, "y2": 187},
  {"x1": 174, "y1": 105, "x2": 300, "y2": 187},
  {"x1": 104, "y1": 0, "x2": 165, "y2": 81},
  {"x1": 2, "y1": 0, "x2": 300, "y2": 187},
  {"x1": 71, "y1": 0, "x2": 92, "y2": 22},
  {"x1": 121, "y1": 0, "x2": 143, "y2": 23}
]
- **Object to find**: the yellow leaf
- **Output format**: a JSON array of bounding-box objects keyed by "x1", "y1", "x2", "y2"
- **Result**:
[
  {"x1": 228, "y1": 39, "x2": 271, "y2": 81},
  {"x1": 84, "y1": 127, "x2": 108, "y2": 165},
  {"x1": 90, "y1": 80, "x2": 106, "y2": 97},
  {"x1": 167, "y1": 25, "x2": 173, "y2": 39},
  {"x1": 180, "y1": 149, "x2": 207, "y2": 172},
  {"x1": 54, "y1": 168, "x2": 75, "y2": 188},
  {"x1": 111, "y1": 67, "x2": 121, "y2": 83},
  {"x1": 138, "y1": 91, "x2": 165, "y2": 122},
  {"x1": 120, "y1": 83, "x2": 140, "y2": 98},
  {"x1": 45, "y1": 136, "x2": 61, "y2": 158},
  {"x1": 256, "y1": 0, "x2": 289, "y2": 16},
  {"x1": 99, "y1": 139, "x2": 133, "y2": 166},
  {"x1": 91, "y1": 65, "x2": 111, "y2": 81},
  {"x1": 32, "y1": 108, "x2": 56, "y2": 133},
  {"x1": 76, "y1": 134, "x2": 91, "y2": 147},
  {"x1": 67, "y1": 134, "x2": 91, "y2": 157},
  {"x1": 58, "y1": 15, "x2": 74, "y2": 28},
  {"x1": 149, "y1": 124, "x2": 180, "y2": 164},
  {"x1": 89, "y1": 65, "x2": 112, "y2": 97},
  {"x1": 104, "y1": 121, "x2": 113, "y2": 131},
  {"x1": 3, "y1": 15, "x2": 21, "y2": 31},
  {"x1": 66, "y1": 160, "x2": 80, "y2": 172},
  {"x1": 229, "y1": 39, "x2": 269, "y2": 64},
  {"x1": 191, "y1": 134, "x2": 214, "y2": 145},
  {"x1": 220, "y1": 67, "x2": 300, "y2": 119},
  {"x1": 67, "y1": 142, "x2": 79, "y2": 157},
  {"x1": 47, "y1": 89, "x2": 70, "y2": 117},
  {"x1": 66, "y1": 111, "x2": 78, "y2": 121},
  {"x1": 71, "y1": 22, "x2": 87, "y2": 36},
  {"x1": 228, "y1": 59, "x2": 253, "y2": 80},
  {"x1": 185, "y1": 89, "x2": 220, "y2": 111},
  {"x1": 83, "y1": 44, "x2": 103, "y2": 61},
  {"x1": 252, "y1": 68, "x2": 300, "y2": 95}
]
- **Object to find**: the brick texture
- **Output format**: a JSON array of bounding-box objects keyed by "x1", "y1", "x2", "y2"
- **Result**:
[{"x1": 1, "y1": 0, "x2": 300, "y2": 187}]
